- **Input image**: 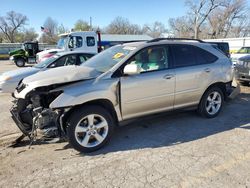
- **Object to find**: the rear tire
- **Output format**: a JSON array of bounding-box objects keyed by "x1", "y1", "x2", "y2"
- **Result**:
[
  {"x1": 198, "y1": 87, "x2": 224, "y2": 118},
  {"x1": 15, "y1": 58, "x2": 25, "y2": 67},
  {"x1": 67, "y1": 105, "x2": 115, "y2": 153}
]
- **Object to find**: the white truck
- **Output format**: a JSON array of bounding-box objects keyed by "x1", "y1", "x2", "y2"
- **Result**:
[{"x1": 37, "y1": 31, "x2": 101, "y2": 62}]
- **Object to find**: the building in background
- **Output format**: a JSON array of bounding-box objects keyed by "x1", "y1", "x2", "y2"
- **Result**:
[
  {"x1": 204, "y1": 37, "x2": 250, "y2": 53},
  {"x1": 100, "y1": 34, "x2": 152, "y2": 49}
]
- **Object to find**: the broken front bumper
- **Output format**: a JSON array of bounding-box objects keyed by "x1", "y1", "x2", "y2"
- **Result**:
[
  {"x1": 226, "y1": 81, "x2": 240, "y2": 100},
  {"x1": 10, "y1": 105, "x2": 31, "y2": 136}
]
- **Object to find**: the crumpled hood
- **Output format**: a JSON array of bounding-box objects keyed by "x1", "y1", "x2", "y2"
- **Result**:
[
  {"x1": 23, "y1": 65, "x2": 99, "y2": 85},
  {"x1": 15, "y1": 65, "x2": 100, "y2": 99}
]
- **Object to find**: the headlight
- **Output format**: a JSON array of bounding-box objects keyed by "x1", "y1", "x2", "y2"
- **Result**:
[{"x1": 9, "y1": 56, "x2": 14, "y2": 60}]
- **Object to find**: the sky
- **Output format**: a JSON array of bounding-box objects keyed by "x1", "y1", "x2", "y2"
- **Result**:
[
  {"x1": 1, "y1": 0, "x2": 250, "y2": 34},
  {"x1": 0, "y1": 0, "x2": 187, "y2": 33}
]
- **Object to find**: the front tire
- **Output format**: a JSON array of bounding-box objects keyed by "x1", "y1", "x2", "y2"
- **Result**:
[
  {"x1": 15, "y1": 58, "x2": 25, "y2": 67},
  {"x1": 67, "y1": 105, "x2": 115, "y2": 153},
  {"x1": 198, "y1": 87, "x2": 224, "y2": 118}
]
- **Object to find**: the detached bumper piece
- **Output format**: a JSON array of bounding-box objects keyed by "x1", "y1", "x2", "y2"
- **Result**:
[
  {"x1": 225, "y1": 81, "x2": 240, "y2": 100},
  {"x1": 10, "y1": 106, "x2": 31, "y2": 136}
]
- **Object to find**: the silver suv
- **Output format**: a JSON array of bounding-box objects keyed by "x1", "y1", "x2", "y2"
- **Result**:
[{"x1": 11, "y1": 38, "x2": 234, "y2": 152}]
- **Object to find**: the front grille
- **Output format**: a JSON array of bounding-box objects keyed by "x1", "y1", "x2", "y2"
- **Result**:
[{"x1": 243, "y1": 62, "x2": 250, "y2": 68}]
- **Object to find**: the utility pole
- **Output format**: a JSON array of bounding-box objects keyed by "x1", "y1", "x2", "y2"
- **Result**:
[{"x1": 90, "y1": 17, "x2": 92, "y2": 31}]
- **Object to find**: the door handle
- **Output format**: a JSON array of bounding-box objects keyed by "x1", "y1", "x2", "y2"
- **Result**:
[
  {"x1": 204, "y1": 68, "x2": 211, "y2": 73},
  {"x1": 163, "y1": 74, "x2": 174, "y2": 79}
]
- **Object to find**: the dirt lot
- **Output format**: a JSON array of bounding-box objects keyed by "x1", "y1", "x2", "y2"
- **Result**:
[{"x1": 0, "y1": 60, "x2": 250, "y2": 188}]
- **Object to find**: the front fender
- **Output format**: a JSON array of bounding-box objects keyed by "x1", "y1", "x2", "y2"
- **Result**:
[
  {"x1": 13, "y1": 54, "x2": 26, "y2": 60},
  {"x1": 49, "y1": 78, "x2": 120, "y2": 109}
]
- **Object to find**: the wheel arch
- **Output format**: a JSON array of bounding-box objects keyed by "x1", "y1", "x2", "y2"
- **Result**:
[
  {"x1": 62, "y1": 98, "x2": 119, "y2": 132},
  {"x1": 13, "y1": 54, "x2": 26, "y2": 61},
  {"x1": 199, "y1": 82, "x2": 227, "y2": 104}
]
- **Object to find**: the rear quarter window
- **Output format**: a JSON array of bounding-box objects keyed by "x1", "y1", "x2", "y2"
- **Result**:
[
  {"x1": 195, "y1": 47, "x2": 218, "y2": 64},
  {"x1": 86, "y1": 37, "x2": 95, "y2": 46}
]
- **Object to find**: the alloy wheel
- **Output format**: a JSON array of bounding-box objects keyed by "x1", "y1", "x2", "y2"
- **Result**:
[
  {"x1": 205, "y1": 91, "x2": 222, "y2": 115},
  {"x1": 74, "y1": 114, "x2": 109, "y2": 148}
]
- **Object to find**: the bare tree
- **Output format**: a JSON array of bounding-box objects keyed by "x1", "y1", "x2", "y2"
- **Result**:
[
  {"x1": 105, "y1": 17, "x2": 142, "y2": 34},
  {"x1": 168, "y1": 0, "x2": 249, "y2": 39},
  {"x1": 74, "y1": 20, "x2": 91, "y2": 31},
  {"x1": 58, "y1": 24, "x2": 70, "y2": 34},
  {"x1": 142, "y1": 21, "x2": 167, "y2": 38},
  {"x1": 40, "y1": 17, "x2": 58, "y2": 44},
  {"x1": 16, "y1": 28, "x2": 38, "y2": 42},
  {"x1": 207, "y1": 0, "x2": 248, "y2": 38},
  {"x1": 0, "y1": 11, "x2": 28, "y2": 43},
  {"x1": 186, "y1": 0, "x2": 222, "y2": 39},
  {"x1": 168, "y1": 17, "x2": 194, "y2": 38}
]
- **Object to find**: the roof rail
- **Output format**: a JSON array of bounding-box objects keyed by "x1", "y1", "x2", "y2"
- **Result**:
[{"x1": 147, "y1": 38, "x2": 205, "y2": 43}]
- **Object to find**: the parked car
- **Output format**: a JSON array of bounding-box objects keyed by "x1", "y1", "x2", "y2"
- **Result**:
[
  {"x1": 11, "y1": 38, "x2": 234, "y2": 153},
  {"x1": 235, "y1": 54, "x2": 250, "y2": 85},
  {"x1": 0, "y1": 51, "x2": 94, "y2": 93},
  {"x1": 231, "y1": 46, "x2": 250, "y2": 64}
]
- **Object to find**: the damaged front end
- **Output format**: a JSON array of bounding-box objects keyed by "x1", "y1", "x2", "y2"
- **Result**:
[{"x1": 10, "y1": 85, "x2": 68, "y2": 144}]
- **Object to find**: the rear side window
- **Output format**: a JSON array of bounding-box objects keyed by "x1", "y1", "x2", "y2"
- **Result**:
[
  {"x1": 195, "y1": 47, "x2": 218, "y2": 64},
  {"x1": 172, "y1": 45, "x2": 196, "y2": 67},
  {"x1": 86, "y1": 37, "x2": 95, "y2": 46}
]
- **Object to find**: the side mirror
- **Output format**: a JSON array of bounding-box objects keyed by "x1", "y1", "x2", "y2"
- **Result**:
[{"x1": 124, "y1": 64, "x2": 140, "y2": 75}]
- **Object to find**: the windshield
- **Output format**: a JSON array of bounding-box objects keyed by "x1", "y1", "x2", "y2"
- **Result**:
[
  {"x1": 34, "y1": 55, "x2": 58, "y2": 68},
  {"x1": 82, "y1": 45, "x2": 136, "y2": 72},
  {"x1": 237, "y1": 47, "x2": 250, "y2": 54},
  {"x1": 57, "y1": 36, "x2": 68, "y2": 49}
]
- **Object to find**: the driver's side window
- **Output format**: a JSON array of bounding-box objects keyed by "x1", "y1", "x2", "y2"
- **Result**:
[
  {"x1": 49, "y1": 55, "x2": 77, "y2": 68},
  {"x1": 68, "y1": 36, "x2": 83, "y2": 49},
  {"x1": 127, "y1": 46, "x2": 169, "y2": 73}
]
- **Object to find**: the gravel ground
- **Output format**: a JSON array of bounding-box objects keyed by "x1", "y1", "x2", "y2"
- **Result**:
[{"x1": 0, "y1": 60, "x2": 250, "y2": 188}]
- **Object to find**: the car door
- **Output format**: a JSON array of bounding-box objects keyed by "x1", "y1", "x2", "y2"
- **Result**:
[
  {"x1": 120, "y1": 45, "x2": 175, "y2": 120},
  {"x1": 172, "y1": 44, "x2": 218, "y2": 109}
]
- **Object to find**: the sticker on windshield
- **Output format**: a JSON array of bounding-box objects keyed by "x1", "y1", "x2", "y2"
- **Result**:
[
  {"x1": 113, "y1": 53, "x2": 125, "y2": 59},
  {"x1": 123, "y1": 46, "x2": 136, "y2": 51}
]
